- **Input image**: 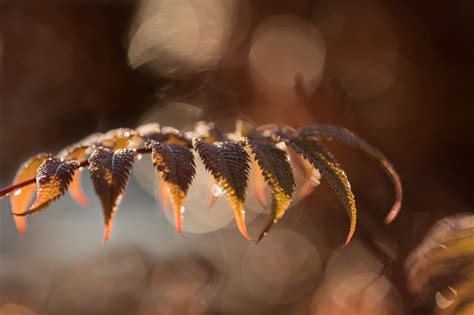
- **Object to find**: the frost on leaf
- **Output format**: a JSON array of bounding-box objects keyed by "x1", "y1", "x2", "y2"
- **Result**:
[
  {"x1": 146, "y1": 141, "x2": 196, "y2": 235},
  {"x1": 17, "y1": 157, "x2": 80, "y2": 217},
  {"x1": 247, "y1": 137, "x2": 295, "y2": 242},
  {"x1": 194, "y1": 138, "x2": 251, "y2": 239},
  {"x1": 297, "y1": 125, "x2": 402, "y2": 224},
  {"x1": 88, "y1": 147, "x2": 136, "y2": 242},
  {"x1": 284, "y1": 135, "x2": 356, "y2": 246},
  {"x1": 102, "y1": 128, "x2": 137, "y2": 150},
  {"x1": 10, "y1": 153, "x2": 53, "y2": 234}
]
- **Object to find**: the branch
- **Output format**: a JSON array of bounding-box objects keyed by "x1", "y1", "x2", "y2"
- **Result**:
[{"x1": 0, "y1": 147, "x2": 151, "y2": 199}]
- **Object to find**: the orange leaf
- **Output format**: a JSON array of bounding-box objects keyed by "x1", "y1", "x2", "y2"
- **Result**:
[{"x1": 10, "y1": 153, "x2": 52, "y2": 235}]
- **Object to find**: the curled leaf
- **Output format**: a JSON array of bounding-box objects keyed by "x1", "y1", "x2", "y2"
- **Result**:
[
  {"x1": 406, "y1": 214, "x2": 474, "y2": 297},
  {"x1": 297, "y1": 125, "x2": 402, "y2": 224},
  {"x1": 284, "y1": 136, "x2": 356, "y2": 246},
  {"x1": 61, "y1": 145, "x2": 91, "y2": 206},
  {"x1": 146, "y1": 141, "x2": 196, "y2": 235},
  {"x1": 194, "y1": 138, "x2": 251, "y2": 240},
  {"x1": 10, "y1": 153, "x2": 53, "y2": 234},
  {"x1": 16, "y1": 157, "x2": 80, "y2": 217},
  {"x1": 88, "y1": 147, "x2": 136, "y2": 242},
  {"x1": 247, "y1": 137, "x2": 296, "y2": 242}
]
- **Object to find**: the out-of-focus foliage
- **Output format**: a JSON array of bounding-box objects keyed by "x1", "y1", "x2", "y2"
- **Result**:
[{"x1": 406, "y1": 214, "x2": 474, "y2": 315}]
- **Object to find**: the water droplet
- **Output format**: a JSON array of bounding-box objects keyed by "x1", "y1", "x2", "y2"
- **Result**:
[
  {"x1": 211, "y1": 184, "x2": 224, "y2": 197},
  {"x1": 79, "y1": 167, "x2": 84, "y2": 171},
  {"x1": 136, "y1": 154, "x2": 143, "y2": 161},
  {"x1": 13, "y1": 189, "x2": 22, "y2": 196},
  {"x1": 436, "y1": 286, "x2": 457, "y2": 309},
  {"x1": 275, "y1": 142, "x2": 287, "y2": 151},
  {"x1": 180, "y1": 206, "x2": 186, "y2": 214}
]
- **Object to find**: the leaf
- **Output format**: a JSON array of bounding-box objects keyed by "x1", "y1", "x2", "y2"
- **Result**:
[
  {"x1": 16, "y1": 157, "x2": 80, "y2": 216},
  {"x1": 406, "y1": 214, "x2": 474, "y2": 297},
  {"x1": 10, "y1": 153, "x2": 53, "y2": 234},
  {"x1": 103, "y1": 128, "x2": 137, "y2": 150},
  {"x1": 284, "y1": 135, "x2": 356, "y2": 246},
  {"x1": 146, "y1": 141, "x2": 196, "y2": 235},
  {"x1": 297, "y1": 125, "x2": 402, "y2": 224},
  {"x1": 247, "y1": 137, "x2": 296, "y2": 242},
  {"x1": 252, "y1": 159, "x2": 269, "y2": 209},
  {"x1": 194, "y1": 138, "x2": 251, "y2": 240},
  {"x1": 88, "y1": 147, "x2": 136, "y2": 242},
  {"x1": 61, "y1": 145, "x2": 91, "y2": 206}
]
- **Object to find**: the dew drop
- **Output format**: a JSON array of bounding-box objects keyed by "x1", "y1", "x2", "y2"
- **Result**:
[
  {"x1": 13, "y1": 189, "x2": 22, "y2": 196},
  {"x1": 275, "y1": 142, "x2": 287, "y2": 151},
  {"x1": 211, "y1": 184, "x2": 224, "y2": 197},
  {"x1": 436, "y1": 286, "x2": 457, "y2": 309},
  {"x1": 136, "y1": 154, "x2": 143, "y2": 161}
]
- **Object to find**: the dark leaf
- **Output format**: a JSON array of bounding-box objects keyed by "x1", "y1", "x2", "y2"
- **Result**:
[
  {"x1": 146, "y1": 141, "x2": 196, "y2": 235},
  {"x1": 194, "y1": 138, "x2": 251, "y2": 239},
  {"x1": 297, "y1": 125, "x2": 402, "y2": 224},
  {"x1": 247, "y1": 137, "x2": 295, "y2": 242},
  {"x1": 17, "y1": 157, "x2": 80, "y2": 216},
  {"x1": 88, "y1": 147, "x2": 136, "y2": 242},
  {"x1": 284, "y1": 135, "x2": 356, "y2": 245}
]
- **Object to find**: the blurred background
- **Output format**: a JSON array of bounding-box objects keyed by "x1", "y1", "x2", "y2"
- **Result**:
[{"x1": 1, "y1": 0, "x2": 474, "y2": 314}]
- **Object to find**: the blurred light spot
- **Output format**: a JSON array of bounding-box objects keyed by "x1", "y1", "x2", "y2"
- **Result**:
[
  {"x1": 325, "y1": 241, "x2": 383, "y2": 280},
  {"x1": 128, "y1": 0, "x2": 244, "y2": 78},
  {"x1": 57, "y1": 247, "x2": 147, "y2": 314},
  {"x1": 249, "y1": 14, "x2": 326, "y2": 106},
  {"x1": 313, "y1": 0, "x2": 400, "y2": 101},
  {"x1": 161, "y1": 153, "x2": 236, "y2": 234},
  {"x1": 241, "y1": 230, "x2": 321, "y2": 305},
  {"x1": 0, "y1": 303, "x2": 38, "y2": 315},
  {"x1": 312, "y1": 242, "x2": 403, "y2": 315},
  {"x1": 0, "y1": 257, "x2": 53, "y2": 306},
  {"x1": 212, "y1": 184, "x2": 225, "y2": 197},
  {"x1": 436, "y1": 287, "x2": 457, "y2": 309},
  {"x1": 332, "y1": 272, "x2": 392, "y2": 310}
]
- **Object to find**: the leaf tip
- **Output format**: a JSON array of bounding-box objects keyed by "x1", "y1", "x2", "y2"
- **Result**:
[
  {"x1": 102, "y1": 225, "x2": 112, "y2": 243},
  {"x1": 384, "y1": 199, "x2": 402, "y2": 224},
  {"x1": 14, "y1": 218, "x2": 27, "y2": 236},
  {"x1": 343, "y1": 229, "x2": 355, "y2": 247},
  {"x1": 236, "y1": 216, "x2": 251, "y2": 241}
]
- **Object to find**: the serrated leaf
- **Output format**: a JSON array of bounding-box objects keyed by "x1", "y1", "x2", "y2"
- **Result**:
[
  {"x1": 61, "y1": 145, "x2": 91, "y2": 206},
  {"x1": 194, "y1": 138, "x2": 251, "y2": 240},
  {"x1": 88, "y1": 147, "x2": 136, "y2": 242},
  {"x1": 247, "y1": 137, "x2": 296, "y2": 242},
  {"x1": 146, "y1": 141, "x2": 196, "y2": 235},
  {"x1": 16, "y1": 157, "x2": 80, "y2": 217},
  {"x1": 297, "y1": 125, "x2": 402, "y2": 224},
  {"x1": 10, "y1": 153, "x2": 53, "y2": 234},
  {"x1": 285, "y1": 136, "x2": 356, "y2": 246}
]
